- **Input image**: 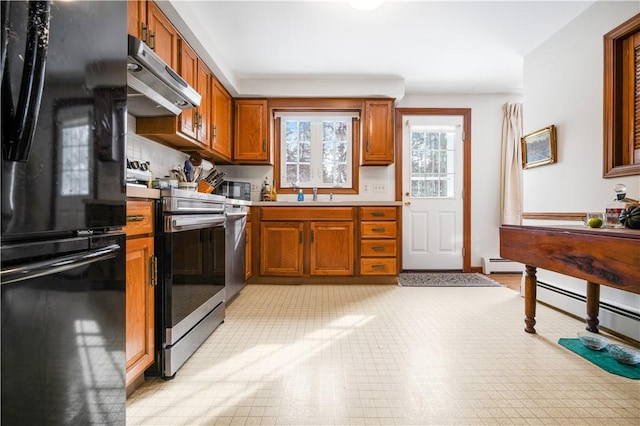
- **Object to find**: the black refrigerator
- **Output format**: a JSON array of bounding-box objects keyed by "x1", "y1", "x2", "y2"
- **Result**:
[{"x1": 1, "y1": 1, "x2": 127, "y2": 424}]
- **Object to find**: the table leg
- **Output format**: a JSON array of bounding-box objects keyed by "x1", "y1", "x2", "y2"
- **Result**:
[
  {"x1": 585, "y1": 281, "x2": 600, "y2": 333},
  {"x1": 524, "y1": 265, "x2": 537, "y2": 333}
]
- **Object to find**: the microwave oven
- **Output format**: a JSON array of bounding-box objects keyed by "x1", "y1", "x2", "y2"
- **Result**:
[{"x1": 214, "y1": 181, "x2": 251, "y2": 201}]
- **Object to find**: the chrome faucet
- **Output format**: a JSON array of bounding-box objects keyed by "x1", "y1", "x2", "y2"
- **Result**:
[{"x1": 312, "y1": 187, "x2": 318, "y2": 201}]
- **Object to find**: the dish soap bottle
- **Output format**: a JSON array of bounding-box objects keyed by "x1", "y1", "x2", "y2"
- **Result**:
[{"x1": 297, "y1": 188, "x2": 304, "y2": 202}]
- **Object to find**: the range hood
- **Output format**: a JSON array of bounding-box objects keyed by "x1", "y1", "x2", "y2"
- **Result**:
[{"x1": 127, "y1": 35, "x2": 201, "y2": 117}]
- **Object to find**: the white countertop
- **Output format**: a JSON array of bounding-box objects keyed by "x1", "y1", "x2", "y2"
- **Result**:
[
  {"x1": 126, "y1": 184, "x2": 160, "y2": 199},
  {"x1": 253, "y1": 200, "x2": 402, "y2": 206}
]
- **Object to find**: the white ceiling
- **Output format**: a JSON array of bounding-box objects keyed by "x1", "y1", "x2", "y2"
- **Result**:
[{"x1": 165, "y1": 0, "x2": 595, "y2": 98}]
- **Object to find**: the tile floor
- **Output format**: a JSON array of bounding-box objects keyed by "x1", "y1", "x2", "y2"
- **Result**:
[{"x1": 126, "y1": 284, "x2": 640, "y2": 425}]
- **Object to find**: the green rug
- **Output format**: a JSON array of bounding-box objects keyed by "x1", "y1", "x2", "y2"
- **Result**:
[{"x1": 558, "y1": 338, "x2": 640, "y2": 379}]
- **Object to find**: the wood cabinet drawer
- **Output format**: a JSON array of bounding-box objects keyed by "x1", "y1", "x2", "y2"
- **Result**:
[
  {"x1": 360, "y1": 258, "x2": 397, "y2": 275},
  {"x1": 361, "y1": 221, "x2": 396, "y2": 238},
  {"x1": 261, "y1": 206, "x2": 353, "y2": 221},
  {"x1": 360, "y1": 207, "x2": 396, "y2": 221},
  {"x1": 361, "y1": 240, "x2": 396, "y2": 257},
  {"x1": 123, "y1": 200, "x2": 154, "y2": 237}
]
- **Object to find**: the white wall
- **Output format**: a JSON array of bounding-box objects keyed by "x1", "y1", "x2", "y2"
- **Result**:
[
  {"x1": 397, "y1": 94, "x2": 523, "y2": 268},
  {"x1": 523, "y1": 0, "x2": 640, "y2": 339}
]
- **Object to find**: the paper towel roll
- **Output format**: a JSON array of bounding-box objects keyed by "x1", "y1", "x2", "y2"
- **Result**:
[{"x1": 201, "y1": 159, "x2": 214, "y2": 171}]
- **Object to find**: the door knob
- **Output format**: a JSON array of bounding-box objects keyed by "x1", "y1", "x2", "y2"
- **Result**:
[{"x1": 404, "y1": 201, "x2": 411, "y2": 206}]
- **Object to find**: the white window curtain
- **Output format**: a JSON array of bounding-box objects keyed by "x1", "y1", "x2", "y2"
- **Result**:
[{"x1": 500, "y1": 103, "x2": 523, "y2": 225}]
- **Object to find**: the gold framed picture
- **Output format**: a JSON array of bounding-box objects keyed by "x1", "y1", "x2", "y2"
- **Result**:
[{"x1": 521, "y1": 125, "x2": 557, "y2": 169}]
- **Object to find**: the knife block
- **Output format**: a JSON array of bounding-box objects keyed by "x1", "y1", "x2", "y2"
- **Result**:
[{"x1": 197, "y1": 180, "x2": 214, "y2": 194}]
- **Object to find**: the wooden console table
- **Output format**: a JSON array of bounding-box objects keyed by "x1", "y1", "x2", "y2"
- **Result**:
[{"x1": 499, "y1": 225, "x2": 640, "y2": 334}]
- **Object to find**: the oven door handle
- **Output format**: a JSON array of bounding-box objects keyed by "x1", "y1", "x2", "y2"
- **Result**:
[
  {"x1": 166, "y1": 215, "x2": 226, "y2": 232},
  {"x1": 225, "y1": 212, "x2": 247, "y2": 218},
  {"x1": 1, "y1": 244, "x2": 121, "y2": 285}
]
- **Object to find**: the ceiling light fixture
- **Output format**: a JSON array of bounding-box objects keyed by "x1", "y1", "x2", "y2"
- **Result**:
[{"x1": 348, "y1": 0, "x2": 384, "y2": 11}]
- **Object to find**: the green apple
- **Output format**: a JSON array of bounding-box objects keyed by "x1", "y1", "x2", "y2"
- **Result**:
[{"x1": 587, "y1": 217, "x2": 603, "y2": 228}]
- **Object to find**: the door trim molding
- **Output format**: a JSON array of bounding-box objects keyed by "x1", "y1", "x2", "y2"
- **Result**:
[{"x1": 394, "y1": 108, "x2": 472, "y2": 272}]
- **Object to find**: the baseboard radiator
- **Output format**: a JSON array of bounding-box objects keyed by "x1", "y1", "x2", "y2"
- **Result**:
[
  {"x1": 537, "y1": 280, "x2": 640, "y2": 341},
  {"x1": 481, "y1": 257, "x2": 523, "y2": 274}
]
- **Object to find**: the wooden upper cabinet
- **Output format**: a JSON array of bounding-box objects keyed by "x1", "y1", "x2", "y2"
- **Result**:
[
  {"x1": 211, "y1": 78, "x2": 233, "y2": 162},
  {"x1": 178, "y1": 40, "x2": 199, "y2": 142},
  {"x1": 177, "y1": 42, "x2": 211, "y2": 149},
  {"x1": 196, "y1": 60, "x2": 212, "y2": 148},
  {"x1": 362, "y1": 99, "x2": 394, "y2": 165},
  {"x1": 127, "y1": 0, "x2": 147, "y2": 41},
  {"x1": 146, "y1": 1, "x2": 178, "y2": 69},
  {"x1": 234, "y1": 99, "x2": 270, "y2": 164}
]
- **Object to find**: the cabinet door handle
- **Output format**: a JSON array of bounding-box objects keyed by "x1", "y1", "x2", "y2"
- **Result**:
[
  {"x1": 371, "y1": 227, "x2": 386, "y2": 233},
  {"x1": 126, "y1": 214, "x2": 145, "y2": 222},
  {"x1": 212, "y1": 124, "x2": 217, "y2": 139},
  {"x1": 366, "y1": 140, "x2": 370, "y2": 152},
  {"x1": 141, "y1": 23, "x2": 148, "y2": 43},
  {"x1": 262, "y1": 139, "x2": 266, "y2": 152},
  {"x1": 371, "y1": 211, "x2": 385, "y2": 217},
  {"x1": 310, "y1": 230, "x2": 315, "y2": 243},
  {"x1": 371, "y1": 264, "x2": 386, "y2": 270},
  {"x1": 299, "y1": 230, "x2": 303, "y2": 244},
  {"x1": 371, "y1": 246, "x2": 385, "y2": 251},
  {"x1": 149, "y1": 32, "x2": 155, "y2": 50}
]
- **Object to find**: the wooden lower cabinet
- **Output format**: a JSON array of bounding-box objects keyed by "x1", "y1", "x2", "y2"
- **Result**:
[
  {"x1": 258, "y1": 207, "x2": 356, "y2": 277},
  {"x1": 255, "y1": 206, "x2": 399, "y2": 280},
  {"x1": 360, "y1": 207, "x2": 398, "y2": 276},
  {"x1": 260, "y1": 221, "x2": 304, "y2": 276},
  {"x1": 310, "y1": 221, "x2": 354, "y2": 275},
  {"x1": 123, "y1": 200, "x2": 156, "y2": 388}
]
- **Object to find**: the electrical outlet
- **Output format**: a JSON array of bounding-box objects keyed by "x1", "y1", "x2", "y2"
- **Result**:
[
  {"x1": 251, "y1": 183, "x2": 258, "y2": 191},
  {"x1": 373, "y1": 184, "x2": 385, "y2": 193},
  {"x1": 363, "y1": 183, "x2": 369, "y2": 192}
]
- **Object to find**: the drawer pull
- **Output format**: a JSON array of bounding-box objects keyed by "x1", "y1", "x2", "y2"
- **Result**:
[
  {"x1": 371, "y1": 246, "x2": 385, "y2": 251},
  {"x1": 371, "y1": 264, "x2": 386, "y2": 269},
  {"x1": 371, "y1": 227, "x2": 386, "y2": 233},
  {"x1": 371, "y1": 211, "x2": 385, "y2": 217},
  {"x1": 127, "y1": 214, "x2": 145, "y2": 222}
]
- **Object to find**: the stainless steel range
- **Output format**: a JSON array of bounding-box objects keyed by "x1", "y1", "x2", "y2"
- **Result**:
[{"x1": 154, "y1": 189, "x2": 226, "y2": 379}]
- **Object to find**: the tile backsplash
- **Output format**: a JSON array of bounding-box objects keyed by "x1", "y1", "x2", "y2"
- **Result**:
[{"x1": 126, "y1": 115, "x2": 189, "y2": 180}]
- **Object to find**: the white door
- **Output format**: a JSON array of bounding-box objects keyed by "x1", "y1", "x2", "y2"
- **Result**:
[{"x1": 402, "y1": 115, "x2": 464, "y2": 270}]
